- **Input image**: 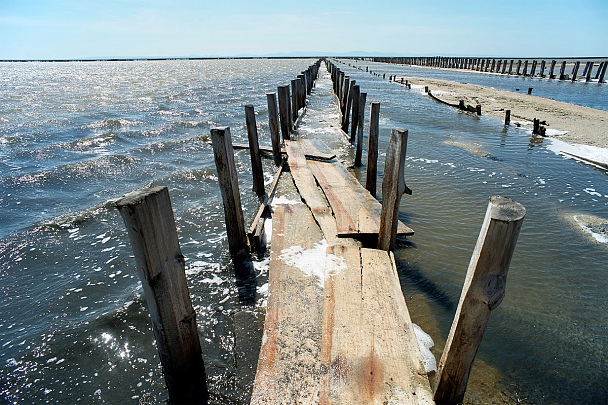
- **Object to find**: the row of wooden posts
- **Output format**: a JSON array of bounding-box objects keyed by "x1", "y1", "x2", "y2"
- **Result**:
[
  {"x1": 326, "y1": 58, "x2": 528, "y2": 404},
  {"x1": 113, "y1": 57, "x2": 528, "y2": 404},
  {"x1": 114, "y1": 60, "x2": 321, "y2": 404},
  {"x1": 354, "y1": 56, "x2": 608, "y2": 83}
]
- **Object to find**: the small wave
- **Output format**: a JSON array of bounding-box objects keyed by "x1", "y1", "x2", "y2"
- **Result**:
[
  {"x1": 563, "y1": 213, "x2": 608, "y2": 245},
  {"x1": 85, "y1": 118, "x2": 140, "y2": 130},
  {"x1": 67, "y1": 132, "x2": 125, "y2": 152}
]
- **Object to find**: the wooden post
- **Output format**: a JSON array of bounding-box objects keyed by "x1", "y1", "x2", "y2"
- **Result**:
[
  {"x1": 533, "y1": 118, "x2": 540, "y2": 134},
  {"x1": 476, "y1": 105, "x2": 482, "y2": 116},
  {"x1": 116, "y1": 186, "x2": 209, "y2": 405},
  {"x1": 378, "y1": 128, "x2": 408, "y2": 251},
  {"x1": 291, "y1": 79, "x2": 298, "y2": 122},
  {"x1": 278, "y1": 85, "x2": 291, "y2": 140},
  {"x1": 245, "y1": 105, "x2": 266, "y2": 199},
  {"x1": 350, "y1": 85, "x2": 360, "y2": 143},
  {"x1": 527, "y1": 87, "x2": 533, "y2": 95},
  {"x1": 539, "y1": 60, "x2": 546, "y2": 77},
  {"x1": 266, "y1": 93, "x2": 282, "y2": 166},
  {"x1": 434, "y1": 196, "x2": 526, "y2": 405},
  {"x1": 571, "y1": 61, "x2": 580, "y2": 82},
  {"x1": 559, "y1": 61, "x2": 567, "y2": 80},
  {"x1": 210, "y1": 127, "x2": 248, "y2": 257},
  {"x1": 549, "y1": 60, "x2": 557, "y2": 78},
  {"x1": 342, "y1": 80, "x2": 355, "y2": 133},
  {"x1": 504, "y1": 109, "x2": 511, "y2": 126},
  {"x1": 355, "y1": 92, "x2": 367, "y2": 167},
  {"x1": 366, "y1": 102, "x2": 380, "y2": 197},
  {"x1": 585, "y1": 62, "x2": 594, "y2": 82},
  {"x1": 598, "y1": 61, "x2": 607, "y2": 83}
]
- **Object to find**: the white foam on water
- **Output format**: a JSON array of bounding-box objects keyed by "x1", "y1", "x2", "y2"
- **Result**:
[
  {"x1": 573, "y1": 215, "x2": 608, "y2": 244},
  {"x1": 413, "y1": 323, "x2": 437, "y2": 373}
]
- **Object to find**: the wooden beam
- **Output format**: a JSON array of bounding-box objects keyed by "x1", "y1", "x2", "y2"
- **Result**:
[
  {"x1": 434, "y1": 196, "x2": 526, "y2": 404},
  {"x1": 210, "y1": 127, "x2": 248, "y2": 257},
  {"x1": 116, "y1": 186, "x2": 208, "y2": 405},
  {"x1": 378, "y1": 128, "x2": 409, "y2": 251}
]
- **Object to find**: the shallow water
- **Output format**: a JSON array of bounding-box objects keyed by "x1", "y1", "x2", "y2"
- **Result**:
[{"x1": 1, "y1": 58, "x2": 606, "y2": 404}]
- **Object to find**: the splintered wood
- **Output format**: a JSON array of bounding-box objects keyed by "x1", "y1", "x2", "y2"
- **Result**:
[{"x1": 250, "y1": 203, "x2": 433, "y2": 404}]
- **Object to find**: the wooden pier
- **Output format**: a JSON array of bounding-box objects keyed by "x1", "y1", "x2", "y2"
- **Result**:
[{"x1": 115, "y1": 58, "x2": 526, "y2": 404}]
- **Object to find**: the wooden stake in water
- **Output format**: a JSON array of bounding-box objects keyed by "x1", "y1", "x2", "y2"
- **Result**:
[
  {"x1": 278, "y1": 85, "x2": 291, "y2": 140},
  {"x1": 349, "y1": 85, "x2": 360, "y2": 143},
  {"x1": 210, "y1": 127, "x2": 248, "y2": 257},
  {"x1": 116, "y1": 186, "x2": 209, "y2": 405},
  {"x1": 434, "y1": 196, "x2": 525, "y2": 405},
  {"x1": 266, "y1": 93, "x2": 282, "y2": 166},
  {"x1": 354, "y1": 92, "x2": 367, "y2": 167},
  {"x1": 378, "y1": 128, "x2": 408, "y2": 251},
  {"x1": 365, "y1": 102, "x2": 380, "y2": 197},
  {"x1": 245, "y1": 105, "x2": 266, "y2": 200}
]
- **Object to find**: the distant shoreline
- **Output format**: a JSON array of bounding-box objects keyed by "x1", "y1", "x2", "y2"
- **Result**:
[{"x1": 396, "y1": 76, "x2": 608, "y2": 151}]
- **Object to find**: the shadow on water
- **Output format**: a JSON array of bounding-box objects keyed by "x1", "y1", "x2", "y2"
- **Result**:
[
  {"x1": 394, "y1": 258, "x2": 456, "y2": 312},
  {"x1": 232, "y1": 256, "x2": 258, "y2": 307}
]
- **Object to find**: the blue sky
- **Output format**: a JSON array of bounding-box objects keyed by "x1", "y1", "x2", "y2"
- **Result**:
[{"x1": 1, "y1": 0, "x2": 606, "y2": 59}]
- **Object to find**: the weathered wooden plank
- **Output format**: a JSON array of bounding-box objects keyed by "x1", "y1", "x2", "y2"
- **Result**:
[
  {"x1": 284, "y1": 141, "x2": 359, "y2": 248},
  {"x1": 250, "y1": 203, "x2": 325, "y2": 405},
  {"x1": 232, "y1": 143, "x2": 335, "y2": 161},
  {"x1": 321, "y1": 246, "x2": 433, "y2": 404},
  {"x1": 307, "y1": 159, "x2": 413, "y2": 237}
]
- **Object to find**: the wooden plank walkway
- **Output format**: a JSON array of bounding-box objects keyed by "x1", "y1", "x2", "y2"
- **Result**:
[{"x1": 250, "y1": 203, "x2": 433, "y2": 404}]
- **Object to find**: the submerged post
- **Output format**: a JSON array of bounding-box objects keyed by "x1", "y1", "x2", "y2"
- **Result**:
[
  {"x1": 365, "y1": 102, "x2": 380, "y2": 197},
  {"x1": 116, "y1": 186, "x2": 209, "y2": 405},
  {"x1": 434, "y1": 196, "x2": 525, "y2": 405},
  {"x1": 245, "y1": 105, "x2": 266, "y2": 199},
  {"x1": 355, "y1": 92, "x2": 367, "y2": 167},
  {"x1": 210, "y1": 127, "x2": 248, "y2": 257},
  {"x1": 266, "y1": 93, "x2": 282, "y2": 166},
  {"x1": 378, "y1": 128, "x2": 408, "y2": 251}
]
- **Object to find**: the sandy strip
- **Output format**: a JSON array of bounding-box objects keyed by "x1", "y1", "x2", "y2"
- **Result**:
[{"x1": 396, "y1": 76, "x2": 608, "y2": 150}]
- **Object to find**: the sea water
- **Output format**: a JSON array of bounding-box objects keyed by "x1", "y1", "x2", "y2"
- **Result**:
[{"x1": 1, "y1": 58, "x2": 606, "y2": 404}]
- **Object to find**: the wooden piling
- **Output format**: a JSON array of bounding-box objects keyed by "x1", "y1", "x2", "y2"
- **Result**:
[
  {"x1": 434, "y1": 196, "x2": 525, "y2": 405},
  {"x1": 266, "y1": 93, "x2": 282, "y2": 166},
  {"x1": 599, "y1": 62, "x2": 607, "y2": 83},
  {"x1": 354, "y1": 92, "x2": 367, "y2": 167},
  {"x1": 504, "y1": 109, "x2": 511, "y2": 126},
  {"x1": 549, "y1": 60, "x2": 557, "y2": 78},
  {"x1": 365, "y1": 102, "x2": 380, "y2": 197},
  {"x1": 116, "y1": 186, "x2": 209, "y2": 405},
  {"x1": 210, "y1": 127, "x2": 248, "y2": 257},
  {"x1": 533, "y1": 118, "x2": 540, "y2": 134},
  {"x1": 571, "y1": 61, "x2": 580, "y2": 82},
  {"x1": 378, "y1": 128, "x2": 408, "y2": 251},
  {"x1": 527, "y1": 87, "x2": 533, "y2": 95},
  {"x1": 342, "y1": 80, "x2": 356, "y2": 133},
  {"x1": 585, "y1": 62, "x2": 594, "y2": 82},
  {"x1": 349, "y1": 85, "x2": 360, "y2": 143},
  {"x1": 559, "y1": 61, "x2": 567, "y2": 80},
  {"x1": 245, "y1": 105, "x2": 266, "y2": 199},
  {"x1": 278, "y1": 85, "x2": 291, "y2": 140},
  {"x1": 291, "y1": 79, "x2": 298, "y2": 122}
]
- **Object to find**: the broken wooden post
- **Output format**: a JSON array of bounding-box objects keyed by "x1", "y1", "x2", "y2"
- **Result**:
[
  {"x1": 378, "y1": 128, "x2": 408, "y2": 251},
  {"x1": 476, "y1": 105, "x2": 482, "y2": 116},
  {"x1": 210, "y1": 127, "x2": 248, "y2": 257},
  {"x1": 349, "y1": 85, "x2": 360, "y2": 143},
  {"x1": 533, "y1": 118, "x2": 540, "y2": 134},
  {"x1": 527, "y1": 87, "x2": 533, "y2": 95},
  {"x1": 116, "y1": 186, "x2": 209, "y2": 405},
  {"x1": 434, "y1": 196, "x2": 526, "y2": 405},
  {"x1": 266, "y1": 93, "x2": 282, "y2": 166},
  {"x1": 245, "y1": 105, "x2": 266, "y2": 200},
  {"x1": 278, "y1": 85, "x2": 291, "y2": 140},
  {"x1": 355, "y1": 92, "x2": 367, "y2": 167},
  {"x1": 504, "y1": 110, "x2": 511, "y2": 126},
  {"x1": 365, "y1": 102, "x2": 380, "y2": 197}
]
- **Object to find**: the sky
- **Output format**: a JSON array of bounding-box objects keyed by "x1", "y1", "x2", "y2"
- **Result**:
[{"x1": 1, "y1": 0, "x2": 607, "y2": 60}]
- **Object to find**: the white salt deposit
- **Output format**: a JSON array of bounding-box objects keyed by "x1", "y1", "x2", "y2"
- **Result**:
[
  {"x1": 278, "y1": 239, "x2": 346, "y2": 288},
  {"x1": 413, "y1": 323, "x2": 437, "y2": 373},
  {"x1": 546, "y1": 138, "x2": 608, "y2": 166}
]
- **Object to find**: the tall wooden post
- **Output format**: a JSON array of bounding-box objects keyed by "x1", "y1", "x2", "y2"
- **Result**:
[
  {"x1": 355, "y1": 92, "x2": 367, "y2": 167},
  {"x1": 291, "y1": 79, "x2": 298, "y2": 122},
  {"x1": 378, "y1": 128, "x2": 408, "y2": 251},
  {"x1": 504, "y1": 110, "x2": 511, "y2": 126},
  {"x1": 549, "y1": 60, "x2": 557, "y2": 78},
  {"x1": 278, "y1": 85, "x2": 291, "y2": 140},
  {"x1": 210, "y1": 127, "x2": 248, "y2": 257},
  {"x1": 365, "y1": 102, "x2": 380, "y2": 197},
  {"x1": 434, "y1": 196, "x2": 526, "y2": 405},
  {"x1": 266, "y1": 93, "x2": 282, "y2": 166},
  {"x1": 559, "y1": 61, "x2": 567, "y2": 80},
  {"x1": 342, "y1": 80, "x2": 355, "y2": 133},
  {"x1": 116, "y1": 186, "x2": 209, "y2": 405},
  {"x1": 598, "y1": 61, "x2": 607, "y2": 83},
  {"x1": 245, "y1": 105, "x2": 266, "y2": 199},
  {"x1": 571, "y1": 61, "x2": 580, "y2": 82},
  {"x1": 349, "y1": 85, "x2": 361, "y2": 143},
  {"x1": 585, "y1": 62, "x2": 594, "y2": 82}
]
